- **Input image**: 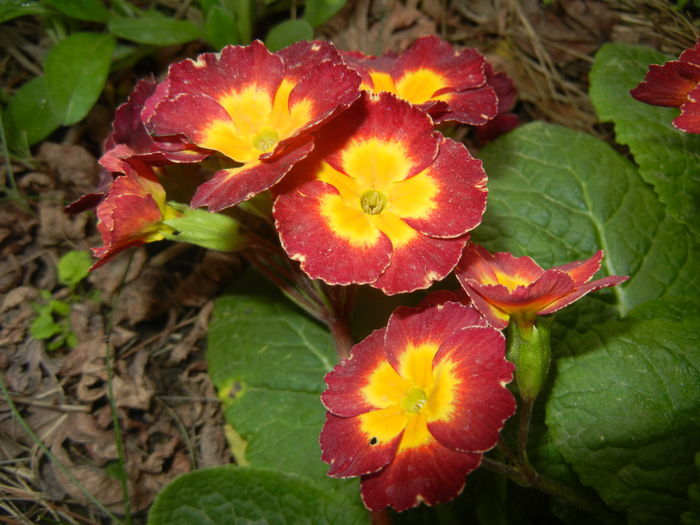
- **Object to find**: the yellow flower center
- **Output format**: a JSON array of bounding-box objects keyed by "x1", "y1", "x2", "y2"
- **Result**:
[
  {"x1": 360, "y1": 189, "x2": 388, "y2": 215},
  {"x1": 252, "y1": 127, "x2": 279, "y2": 153},
  {"x1": 401, "y1": 386, "x2": 428, "y2": 413}
]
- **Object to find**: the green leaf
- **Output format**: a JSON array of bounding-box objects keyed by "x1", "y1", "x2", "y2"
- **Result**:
[
  {"x1": 0, "y1": 1, "x2": 45, "y2": 23},
  {"x1": 147, "y1": 466, "x2": 368, "y2": 525},
  {"x1": 546, "y1": 317, "x2": 700, "y2": 524},
  {"x1": 475, "y1": 122, "x2": 700, "y2": 318},
  {"x1": 589, "y1": 42, "x2": 700, "y2": 239},
  {"x1": 204, "y1": 4, "x2": 239, "y2": 49},
  {"x1": 303, "y1": 0, "x2": 347, "y2": 27},
  {"x1": 6, "y1": 76, "x2": 62, "y2": 146},
  {"x1": 108, "y1": 15, "x2": 203, "y2": 46},
  {"x1": 45, "y1": 32, "x2": 116, "y2": 126},
  {"x1": 264, "y1": 19, "x2": 313, "y2": 52},
  {"x1": 206, "y1": 269, "x2": 368, "y2": 519},
  {"x1": 57, "y1": 250, "x2": 93, "y2": 288},
  {"x1": 46, "y1": 0, "x2": 109, "y2": 22},
  {"x1": 30, "y1": 311, "x2": 61, "y2": 340}
]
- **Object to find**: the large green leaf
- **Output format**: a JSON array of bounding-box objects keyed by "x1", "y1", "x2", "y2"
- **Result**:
[
  {"x1": 108, "y1": 15, "x2": 203, "y2": 46},
  {"x1": 474, "y1": 122, "x2": 700, "y2": 320},
  {"x1": 546, "y1": 317, "x2": 700, "y2": 524},
  {"x1": 46, "y1": 0, "x2": 109, "y2": 22},
  {"x1": 6, "y1": 76, "x2": 62, "y2": 146},
  {"x1": 148, "y1": 466, "x2": 368, "y2": 525},
  {"x1": 45, "y1": 32, "x2": 115, "y2": 126},
  {"x1": 264, "y1": 19, "x2": 313, "y2": 52},
  {"x1": 0, "y1": 1, "x2": 45, "y2": 23},
  {"x1": 589, "y1": 42, "x2": 700, "y2": 239},
  {"x1": 203, "y1": 270, "x2": 368, "y2": 520},
  {"x1": 303, "y1": 0, "x2": 347, "y2": 27}
]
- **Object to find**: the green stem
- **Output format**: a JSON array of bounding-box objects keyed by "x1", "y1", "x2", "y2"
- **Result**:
[{"x1": 480, "y1": 457, "x2": 624, "y2": 525}]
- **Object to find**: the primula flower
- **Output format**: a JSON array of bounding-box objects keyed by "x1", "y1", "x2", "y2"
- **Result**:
[
  {"x1": 144, "y1": 40, "x2": 361, "y2": 211},
  {"x1": 273, "y1": 91, "x2": 487, "y2": 295},
  {"x1": 91, "y1": 161, "x2": 180, "y2": 269},
  {"x1": 320, "y1": 295, "x2": 516, "y2": 511},
  {"x1": 455, "y1": 244, "x2": 629, "y2": 329},
  {"x1": 630, "y1": 38, "x2": 700, "y2": 133},
  {"x1": 342, "y1": 35, "x2": 498, "y2": 125},
  {"x1": 474, "y1": 63, "x2": 520, "y2": 145}
]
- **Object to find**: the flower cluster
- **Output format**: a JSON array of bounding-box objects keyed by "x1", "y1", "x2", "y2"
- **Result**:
[
  {"x1": 631, "y1": 37, "x2": 700, "y2": 133},
  {"x1": 78, "y1": 36, "x2": 630, "y2": 514}
]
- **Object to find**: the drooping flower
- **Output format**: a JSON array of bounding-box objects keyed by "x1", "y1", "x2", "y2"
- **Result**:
[
  {"x1": 91, "y1": 160, "x2": 180, "y2": 269},
  {"x1": 630, "y1": 38, "x2": 700, "y2": 133},
  {"x1": 273, "y1": 91, "x2": 488, "y2": 295},
  {"x1": 342, "y1": 35, "x2": 499, "y2": 125},
  {"x1": 454, "y1": 244, "x2": 629, "y2": 330},
  {"x1": 144, "y1": 40, "x2": 361, "y2": 211},
  {"x1": 474, "y1": 62, "x2": 520, "y2": 145},
  {"x1": 320, "y1": 294, "x2": 516, "y2": 511}
]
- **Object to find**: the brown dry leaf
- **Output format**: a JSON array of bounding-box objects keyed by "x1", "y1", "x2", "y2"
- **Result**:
[
  {"x1": 172, "y1": 251, "x2": 242, "y2": 308},
  {"x1": 167, "y1": 301, "x2": 213, "y2": 365},
  {"x1": 4, "y1": 340, "x2": 60, "y2": 395},
  {"x1": 37, "y1": 195, "x2": 90, "y2": 247},
  {"x1": 0, "y1": 203, "x2": 37, "y2": 257},
  {"x1": 88, "y1": 247, "x2": 148, "y2": 303},
  {"x1": 38, "y1": 142, "x2": 99, "y2": 195},
  {"x1": 113, "y1": 349, "x2": 154, "y2": 410}
]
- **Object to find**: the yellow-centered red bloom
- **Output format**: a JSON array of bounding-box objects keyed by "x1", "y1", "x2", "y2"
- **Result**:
[
  {"x1": 320, "y1": 293, "x2": 516, "y2": 511},
  {"x1": 631, "y1": 38, "x2": 700, "y2": 133},
  {"x1": 273, "y1": 92, "x2": 487, "y2": 295},
  {"x1": 455, "y1": 244, "x2": 629, "y2": 329},
  {"x1": 91, "y1": 160, "x2": 179, "y2": 269},
  {"x1": 144, "y1": 40, "x2": 361, "y2": 211},
  {"x1": 342, "y1": 35, "x2": 499, "y2": 125}
]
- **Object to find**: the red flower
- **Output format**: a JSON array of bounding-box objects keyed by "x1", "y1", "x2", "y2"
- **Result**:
[
  {"x1": 320, "y1": 295, "x2": 516, "y2": 511},
  {"x1": 455, "y1": 244, "x2": 629, "y2": 329},
  {"x1": 273, "y1": 92, "x2": 487, "y2": 295},
  {"x1": 144, "y1": 40, "x2": 361, "y2": 211},
  {"x1": 342, "y1": 35, "x2": 499, "y2": 125},
  {"x1": 630, "y1": 38, "x2": 700, "y2": 133},
  {"x1": 91, "y1": 161, "x2": 179, "y2": 269}
]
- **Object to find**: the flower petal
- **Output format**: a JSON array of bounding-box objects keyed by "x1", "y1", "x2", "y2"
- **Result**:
[
  {"x1": 674, "y1": 85, "x2": 700, "y2": 133},
  {"x1": 630, "y1": 60, "x2": 700, "y2": 108},
  {"x1": 538, "y1": 274, "x2": 629, "y2": 315},
  {"x1": 372, "y1": 232, "x2": 469, "y2": 295},
  {"x1": 274, "y1": 180, "x2": 392, "y2": 285},
  {"x1": 320, "y1": 412, "x2": 403, "y2": 478},
  {"x1": 399, "y1": 138, "x2": 487, "y2": 238},
  {"x1": 360, "y1": 440, "x2": 481, "y2": 511},
  {"x1": 383, "y1": 300, "x2": 487, "y2": 378},
  {"x1": 555, "y1": 250, "x2": 603, "y2": 284},
  {"x1": 428, "y1": 326, "x2": 515, "y2": 452},
  {"x1": 192, "y1": 138, "x2": 313, "y2": 211}
]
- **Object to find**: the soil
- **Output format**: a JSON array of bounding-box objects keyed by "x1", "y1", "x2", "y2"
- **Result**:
[{"x1": 1, "y1": 1, "x2": 697, "y2": 523}]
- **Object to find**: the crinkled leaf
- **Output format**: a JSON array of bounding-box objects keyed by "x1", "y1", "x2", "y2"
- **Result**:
[
  {"x1": 6, "y1": 76, "x2": 61, "y2": 146},
  {"x1": 475, "y1": 122, "x2": 700, "y2": 320},
  {"x1": 303, "y1": 0, "x2": 347, "y2": 27},
  {"x1": 46, "y1": 0, "x2": 109, "y2": 22},
  {"x1": 108, "y1": 15, "x2": 203, "y2": 46},
  {"x1": 147, "y1": 466, "x2": 368, "y2": 525},
  {"x1": 589, "y1": 42, "x2": 700, "y2": 239},
  {"x1": 206, "y1": 270, "x2": 367, "y2": 519},
  {"x1": 264, "y1": 19, "x2": 313, "y2": 52},
  {"x1": 546, "y1": 317, "x2": 700, "y2": 525},
  {"x1": 204, "y1": 4, "x2": 239, "y2": 49},
  {"x1": 45, "y1": 32, "x2": 115, "y2": 126}
]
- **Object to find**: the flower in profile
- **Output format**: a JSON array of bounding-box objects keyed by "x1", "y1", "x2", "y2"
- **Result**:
[
  {"x1": 474, "y1": 63, "x2": 520, "y2": 145},
  {"x1": 454, "y1": 244, "x2": 629, "y2": 330},
  {"x1": 342, "y1": 35, "x2": 499, "y2": 125},
  {"x1": 273, "y1": 92, "x2": 487, "y2": 295},
  {"x1": 144, "y1": 40, "x2": 361, "y2": 211},
  {"x1": 320, "y1": 294, "x2": 516, "y2": 511},
  {"x1": 630, "y1": 38, "x2": 700, "y2": 133},
  {"x1": 91, "y1": 160, "x2": 180, "y2": 269}
]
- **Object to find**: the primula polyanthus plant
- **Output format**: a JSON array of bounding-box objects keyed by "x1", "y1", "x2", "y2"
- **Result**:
[
  {"x1": 631, "y1": 37, "x2": 700, "y2": 133},
  {"x1": 320, "y1": 293, "x2": 516, "y2": 511},
  {"x1": 74, "y1": 35, "x2": 643, "y2": 524}
]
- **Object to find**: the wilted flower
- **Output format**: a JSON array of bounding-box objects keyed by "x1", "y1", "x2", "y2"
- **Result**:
[
  {"x1": 455, "y1": 244, "x2": 629, "y2": 329},
  {"x1": 630, "y1": 38, "x2": 700, "y2": 133},
  {"x1": 343, "y1": 35, "x2": 499, "y2": 125},
  {"x1": 273, "y1": 92, "x2": 487, "y2": 295},
  {"x1": 320, "y1": 294, "x2": 516, "y2": 511},
  {"x1": 144, "y1": 40, "x2": 361, "y2": 211}
]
